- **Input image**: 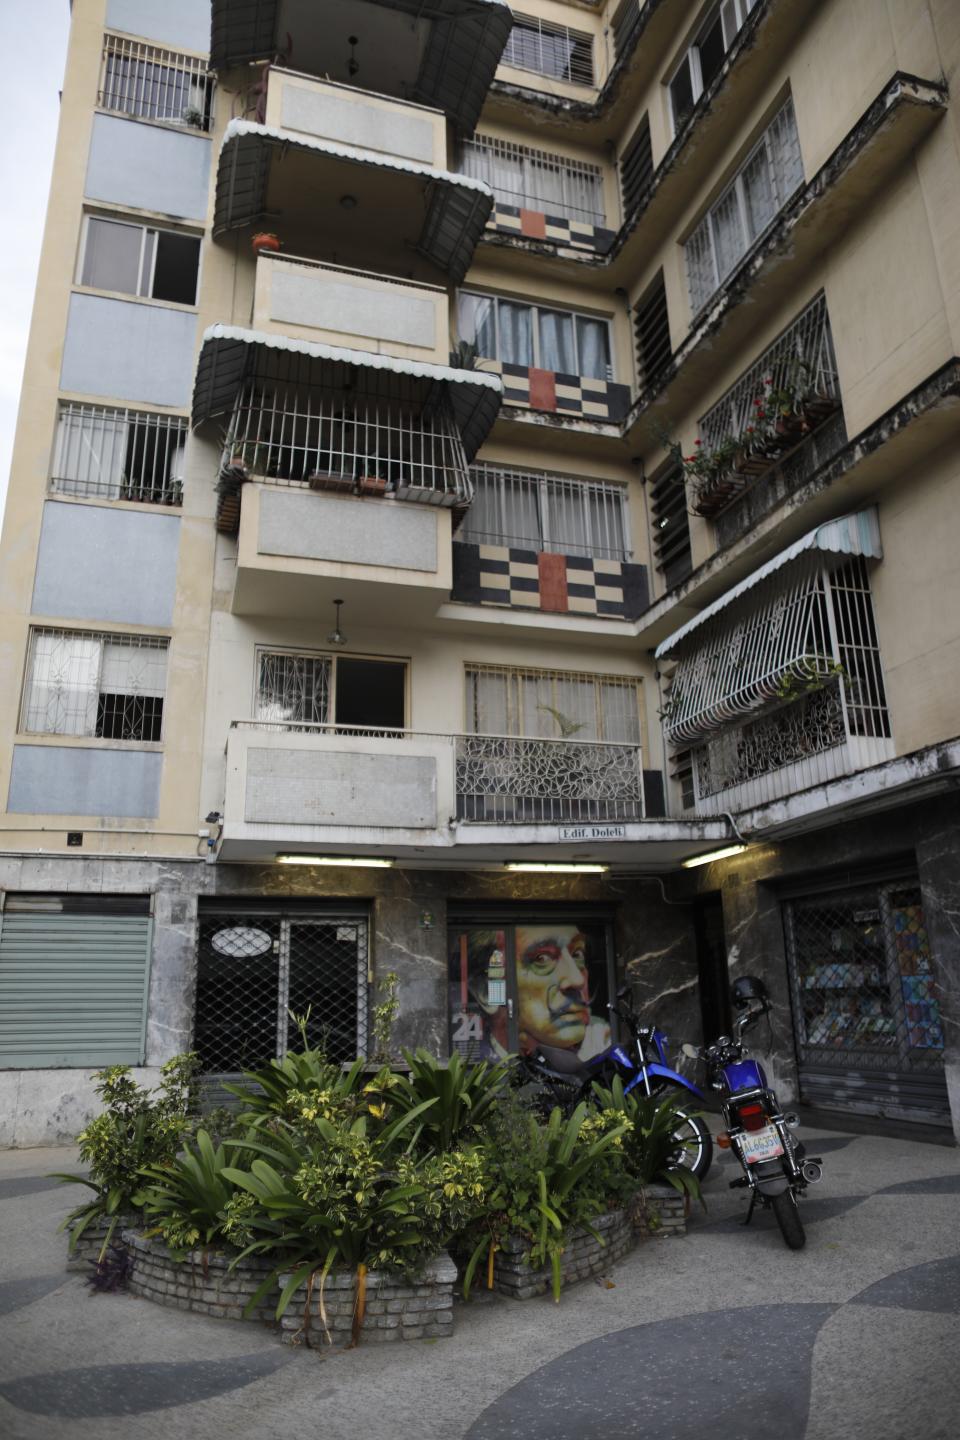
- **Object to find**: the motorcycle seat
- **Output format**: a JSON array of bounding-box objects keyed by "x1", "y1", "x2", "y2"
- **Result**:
[{"x1": 532, "y1": 1043, "x2": 592, "y2": 1079}]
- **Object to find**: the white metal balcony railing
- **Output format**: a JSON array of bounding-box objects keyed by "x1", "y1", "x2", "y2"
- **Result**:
[
  {"x1": 50, "y1": 403, "x2": 186, "y2": 506},
  {"x1": 699, "y1": 294, "x2": 839, "y2": 452},
  {"x1": 460, "y1": 136, "x2": 605, "y2": 227},
  {"x1": 100, "y1": 34, "x2": 212, "y2": 131},
  {"x1": 231, "y1": 722, "x2": 644, "y2": 825},
  {"x1": 461, "y1": 463, "x2": 629, "y2": 560}
]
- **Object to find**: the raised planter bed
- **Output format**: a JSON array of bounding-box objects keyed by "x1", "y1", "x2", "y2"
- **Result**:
[
  {"x1": 124, "y1": 1232, "x2": 279, "y2": 1325},
  {"x1": 65, "y1": 1212, "x2": 140, "y2": 1273},
  {"x1": 278, "y1": 1252, "x2": 457, "y2": 1346}
]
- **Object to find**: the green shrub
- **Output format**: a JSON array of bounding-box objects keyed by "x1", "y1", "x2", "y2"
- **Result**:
[
  {"x1": 365, "y1": 1048, "x2": 510, "y2": 1153},
  {"x1": 590, "y1": 1080, "x2": 704, "y2": 1206},
  {"x1": 134, "y1": 1128, "x2": 259, "y2": 1255}
]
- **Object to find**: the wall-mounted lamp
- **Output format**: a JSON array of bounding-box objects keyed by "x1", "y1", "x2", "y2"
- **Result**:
[
  {"x1": 276, "y1": 855, "x2": 394, "y2": 868},
  {"x1": 681, "y1": 844, "x2": 749, "y2": 869},
  {"x1": 327, "y1": 598, "x2": 348, "y2": 647},
  {"x1": 504, "y1": 862, "x2": 609, "y2": 874}
]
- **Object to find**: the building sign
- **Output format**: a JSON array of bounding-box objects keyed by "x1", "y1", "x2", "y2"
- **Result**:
[{"x1": 557, "y1": 824, "x2": 627, "y2": 842}]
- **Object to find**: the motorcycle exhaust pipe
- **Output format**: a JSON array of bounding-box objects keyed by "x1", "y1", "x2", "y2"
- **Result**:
[{"x1": 802, "y1": 1160, "x2": 823, "y2": 1184}]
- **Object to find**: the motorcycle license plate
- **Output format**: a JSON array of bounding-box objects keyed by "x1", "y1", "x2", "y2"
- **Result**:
[{"x1": 740, "y1": 1125, "x2": 784, "y2": 1163}]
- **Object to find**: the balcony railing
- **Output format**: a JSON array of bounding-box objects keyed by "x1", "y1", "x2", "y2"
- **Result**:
[
  {"x1": 99, "y1": 34, "x2": 212, "y2": 131},
  {"x1": 460, "y1": 136, "x2": 605, "y2": 227}
]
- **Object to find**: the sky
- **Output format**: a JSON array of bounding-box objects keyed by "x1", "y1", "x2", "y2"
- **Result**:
[{"x1": 0, "y1": 3, "x2": 71, "y2": 526}]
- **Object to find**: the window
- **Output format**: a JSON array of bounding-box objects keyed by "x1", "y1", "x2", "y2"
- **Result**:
[
  {"x1": 459, "y1": 293, "x2": 612, "y2": 380},
  {"x1": 80, "y1": 216, "x2": 201, "y2": 305},
  {"x1": 195, "y1": 908, "x2": 369, "y2": 1075},
  {"x1": 465, "y1": 664, "x2": 641, "y2": 745},
  {"x1": 255, "y1": 650, "x2": 406, "y2": 731},
  {"x1": 460, "y1": 136, "x2": 605, "y2": 227},
  {"x1": 649, "y1": 462, "x2": 692, "y2": 589},
  {"x1": 619, "y1": 115, "x2": 653, "y2": 219},
  {"x1": 21, "y1": 630, "x2": 169, "y2": 741},
  {"x1": 51, "y1": 403, "x2": 186, "y2": 504},
  {"x1": 633, "y1": 272, "x2": 672, "y2": 393},
  {"x1": 100, "y1": 34, "x2": 212, "y2": 130},
  {"x1": 502, "y1": 13, "x2": 594, "y2": 86},
  {"x1": 669, "y1": 0, "x2": 758, "y2": 130},
  {"x1": 685, "y1": 98, "x2": 803, "y2": 313},
  {"x1": 463, "y1": 463, "x2": 629, "y2": 561}
]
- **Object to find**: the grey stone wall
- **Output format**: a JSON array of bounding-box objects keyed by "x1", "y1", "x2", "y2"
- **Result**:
[
  {"x1": 125, "y1": 1233, "x2": 280, "y2": 1325},
  {"x1": 280, "y1": 1252, "x2": 457, "y2": 1345}
]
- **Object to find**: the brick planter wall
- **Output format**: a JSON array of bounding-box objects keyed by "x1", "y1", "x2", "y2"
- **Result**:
[
  {"x1": 65, "y1": 1212, "x2": 140, "y2": 1273},
  {"x1": 493, "y1": 1207, "x2": 634, "y2": 1300},
  {"x1": 124, "y1": 1233, "x2": 279, "y2": 1324},
  {"x1": 630, "y1": 1183, "x2": 688, "y2": 1238},
  {"x1": 279, "y1": 1252, "x2": 457, "y2": 1346}
]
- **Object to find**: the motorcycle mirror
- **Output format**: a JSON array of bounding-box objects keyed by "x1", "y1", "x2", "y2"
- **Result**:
[
  {"x1": 616, "y1": 985, "x2": 629, "y2": 1000},
  {"x1": 681, "y1": 1043, "x2": 700, "y2": 1060}
]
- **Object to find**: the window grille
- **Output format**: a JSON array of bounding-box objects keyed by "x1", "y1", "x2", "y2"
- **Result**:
[
  {"x1": 21, "y1": 629, "x2": 168, "y2": 741},
  {"x1": 50, "y1": 403, "x2": 186, "y2": 505},
  {"x1": 459, "y1": 293, "x2": 613, "y2": 381},
  {"x1": 256, "y1": 651, "x2": 331, "y2": 728},
  {"x1": 100, "y1": 34, "x2": 212, "y2": 130},
  {"x1": 699, "y1": 294, "x2": 839, "y2": 451},
  {"x1": 460, "y1": 136, "x2": 605, "y2": 227},
  {"x1": 619, "y1": 116, "x2": 653, "y2": 219},
  {"x1": 685, "y1": 97, "x2": 803, "y2": 314},
  {"x1": 649, "y1": 464, "x2": 691, "y2": 588},
  {"x1": 221, "y1": 355, "x2": 471, "y2": 503},
  {"x1": 194, "y1": 910, "x2": 369, "y2": 1076},
  {"x1": 502, "y1": 13, "x2": 594, "y2": 86},
  {"x1": 634, "y1": 272, "x2": 672, "y2": 393},
  {"x1": 465, "y1": 664, "x2": 641, "y2": 743},
  {"x1": 662, "y1": 556, "x2": 889, "y2": 747},
  {"x1": 462, "y1": 463, "x2": 629, "y2": 561}
]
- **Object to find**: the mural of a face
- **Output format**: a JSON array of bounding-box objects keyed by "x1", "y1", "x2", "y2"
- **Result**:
[{"x1": 515, "y1": 924, "x2": 591, "y2": 1051}]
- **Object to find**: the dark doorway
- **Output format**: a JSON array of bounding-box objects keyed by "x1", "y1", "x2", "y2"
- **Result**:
[
  {"x1": 693, "y1": 894, "x2": 730, "y2": 1043},
  {"x1": 334, "y1": 657, "x2": 405, "y2": 728}
]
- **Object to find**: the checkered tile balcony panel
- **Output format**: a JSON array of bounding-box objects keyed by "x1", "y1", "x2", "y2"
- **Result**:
[
  {"x1": 452, "y1": 542, "x2": 649, "y2": 619},
  {"x1": 483, "y1": 361, "x2": 631, "y2": 424},
  {"x1": 488, "y1": 202, "x2": 616, "y2": 256}
]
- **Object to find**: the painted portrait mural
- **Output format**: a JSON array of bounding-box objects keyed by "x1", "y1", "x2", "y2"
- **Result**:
[{"x1": 448, "y1": 919, "x2": 612, "y2": 1061}]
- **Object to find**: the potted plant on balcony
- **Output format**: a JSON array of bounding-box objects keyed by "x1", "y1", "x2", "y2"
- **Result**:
[
  {"x1": 358, "y1": 474, "x2": 389, "y2": 498},
  {"x1": 308, "y1": 470, "x2": 355, "y2": 494},
  {"x1": 251, "y1": 232, "x2": 281, "y2": 255}
]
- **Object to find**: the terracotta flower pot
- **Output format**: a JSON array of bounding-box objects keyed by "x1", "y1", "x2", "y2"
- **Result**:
[
  {"x1": 251, "y1": 233, "x2": 281, "y2": 254},
  {"x1": 309, "y1": 472, "x2": 355, "y2": 494},
  {"x1": 358, "y1": 475, "x2": 388, "y2": 497}
]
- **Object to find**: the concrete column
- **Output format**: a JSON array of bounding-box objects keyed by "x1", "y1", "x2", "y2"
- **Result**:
[
  {"x1": 915, "y1": 801, "x2": 960, "y2": 1142},
  {"x1": 145, "y1": 887, "x2": 199, "y2": 1065},
  {"x1": 371, "y1": 887, "x2": 448, "y2": 1057}
]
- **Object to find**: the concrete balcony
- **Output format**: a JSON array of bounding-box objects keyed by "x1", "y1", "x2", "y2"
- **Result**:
[
  {"x1": 213, "y1": 70, "x2": 492, "y2": 283},
  {"x1": 218, "y1": 723, "x2": 723, "y2": 866},
  {"x1": 251, "y1": 254, "x2": 448, "y2": 366}
]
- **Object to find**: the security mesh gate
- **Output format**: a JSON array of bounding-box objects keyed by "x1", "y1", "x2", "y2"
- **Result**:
[
  {"x1": 194, "y1": 909, "x2": 369, "y2": 1079},
  {"x1": 784, "y1": 880, "x2": 948, "y2": 1124}
]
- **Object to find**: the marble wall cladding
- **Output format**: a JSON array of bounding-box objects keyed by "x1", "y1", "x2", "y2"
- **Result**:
[
  {"x1": 615, "y1": 878, "x2": 702, "y2": 1053},
  {"x1": 916, "y1": 805, "x2": 960, "y2": 1143},
  {"x1": 146, "y1": 888, "x2": 199, "y2": 1066}
]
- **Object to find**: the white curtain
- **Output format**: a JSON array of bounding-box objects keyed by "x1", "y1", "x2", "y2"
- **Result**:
[
  {"x1": 538, "y1": 309, "x2": 575, "y2": 373},
  {"x1": 498, "y1": 302, "x2": 534, "y2": 368},
  {"x1": 459, "y1": 294, "x2": 497, "y2": 359},
  {"x1": 576, "y1": 317, "x2": 610, "y2": 380},
  {"x1": 24, "y1": 633, "x2": 101, "y2": 736},
  {"x1": 54, "y1": 408, "x2": 127, "y2": 497}
]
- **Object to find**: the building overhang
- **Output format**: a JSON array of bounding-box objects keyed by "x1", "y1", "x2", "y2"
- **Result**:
[
  {"x1": 209, "y1": 0, "x2": 512, "y2": 133},
  {"x1": 193, "y1": 324, "x2": 503, "y2": 463},
  {"x1": 214, "y1": 120, "x2": 492, "y2": 283}
]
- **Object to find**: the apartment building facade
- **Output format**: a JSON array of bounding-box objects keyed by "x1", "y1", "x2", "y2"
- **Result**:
[{"x1": 1, "y1": 0, "x2": 958, "y2": 1144}]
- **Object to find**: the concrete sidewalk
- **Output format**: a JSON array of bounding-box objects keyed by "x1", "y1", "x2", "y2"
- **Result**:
[{"x1": 1, "y1": 1122, "x2": 958, "y2": 1440}]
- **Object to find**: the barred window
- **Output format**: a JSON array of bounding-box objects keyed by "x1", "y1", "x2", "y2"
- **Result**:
[
  {"x1": 465, "y1": 664, "x2": 641, "y2": 744},
  {"x1": 21, "y1": 630, "x2": 169, "y2": 742},
  {"x1": 51, "y1": 403, "x2": 186, "y2": 504},
  {"x1": 254, "y1": 650, "x2": 406, "y2": 732},
  {"x1": 100, "y1": 34, "x2": 212, "y2": 130},
  {"x1": 685, "y1": 98, "x2": 803, "y2": 313},
  {"x1": 502, "y1": 13, "x2": 594, "y2": 86},
  {"x1": 461, "y1": 136, "x2": 605, "y2": 227},
  {"x1": 459, "y1": 292, "x2": 612, "y2": 381},
  {"x1": 462, "y1": 463, "x2": 629, "y2": 561}
]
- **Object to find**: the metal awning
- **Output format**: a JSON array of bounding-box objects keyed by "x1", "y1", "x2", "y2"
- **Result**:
[
  {"x1": 209, "y1": 0, "x2": 513, "y2": 134},
  {"x1": 656, "y1": 509, "x2": 882, "y2": 659},
  {"x1": 192, "y1": 325, "x2": 503, "y2": 462},
  {"x1": 214, "y1": 120, "x2": 492, "y2": 284}
]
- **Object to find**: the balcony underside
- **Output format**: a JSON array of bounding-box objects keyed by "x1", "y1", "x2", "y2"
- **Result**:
[
  {"x1": 209, "y1": 0, "x2": 512, "y2": 133},
  {"x1": 214, "y1": 121, "x2": 492, "y2": 283}
]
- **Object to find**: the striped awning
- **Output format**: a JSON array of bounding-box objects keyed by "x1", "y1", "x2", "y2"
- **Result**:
[
  {"x1": 656, "y1": 510, "x2": 882, "y2": 658},
  {"x1": 209, "y1": 0, "x2": 513, "y2": 134},
  {"x1": 192, "y1": 325, "x2": 503, "y2": 463}
]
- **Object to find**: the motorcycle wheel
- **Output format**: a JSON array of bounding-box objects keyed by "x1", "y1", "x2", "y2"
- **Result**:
[
  {"x1": 771, "y1": 1189, "x2": 806, "y2": 1250},
  {"x1": 670, "y1": 1108, "x2": 713, "y2": 1181}
]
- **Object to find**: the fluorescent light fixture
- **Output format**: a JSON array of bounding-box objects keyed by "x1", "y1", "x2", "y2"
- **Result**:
[
  {"x1": 276, "y1": 854, "x2": 394, "y2": 868},
  {"x1": 504, "y1": 862, "x2": 609, "y2": 874},
  {"x1": 681, "y1": 844, "x2": 749, "y2": 869}
]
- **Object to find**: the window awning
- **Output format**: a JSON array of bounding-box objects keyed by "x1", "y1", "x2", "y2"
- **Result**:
[
  {"x1": 192, "y1": 325, "x2": 503, "y2": 462},
  {"x1": 209, "y1": 0, "x2": 513, "y2": 134},
  {"x1": 656, "y1": 510, "x2": 882, "y2": 658},
  {"x1": 214, "y1": 120, "x2": 492, "y2": 284},
  {"x1": 655, "y1": 509, "x2": 882, "y2": 746}
]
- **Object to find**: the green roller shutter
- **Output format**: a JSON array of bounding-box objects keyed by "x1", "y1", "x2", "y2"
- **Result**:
[{"x1": 0, "y1": 907, "x2": 152, "y2": 1068}]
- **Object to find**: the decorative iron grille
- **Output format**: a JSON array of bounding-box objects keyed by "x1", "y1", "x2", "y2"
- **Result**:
[
  {"x1": 20, "y1": 629, "x2": 168, "y2": 741},
  {"x1": 50, "y1": 403, "x2": 186, "y2": 505},
  {"x1": 194, "y1": 911, "x2": 369, "y2": 1075},
  {"x1": 100, "y1": 34, "x2": 212, "y2": 130},
  {"x1": 461, "y1": 463, "x2": 629, "y2": 560},
  {"x1": 461, "y1": 136, "x2": 605, "y2": 226},
  {"x1": 693, "y1": 681, "x2": 847, "y2": 798},
  {"x1": 686, "y1": 97, "x2": 804, "y2": 313},
  {"x1": 456, "y1": 735, "x2": 644, "y2": 822},
  {"x1": 699, "y1": 294, "x2": 839, "y2": 452},
  {"x1": 502, "y1": 13, "x2": 594, "y2": 86},
  {"x1": 784, "y1": 882, "x2": 944, "y2": 1069},
  {"x1": 221, "y1": 360, "x2": 471, "y2": 503}
]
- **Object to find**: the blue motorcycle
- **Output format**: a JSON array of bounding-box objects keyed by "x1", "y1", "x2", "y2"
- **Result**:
[
  {"x1": 683, "y1": 975, "x2": 823, "y2": 1249},
  {"x1": 516, "y1": 986, "x2": 714, "y2": 1180}
]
